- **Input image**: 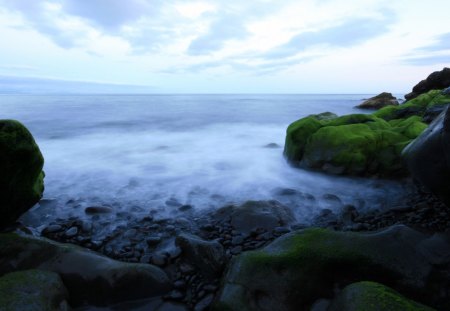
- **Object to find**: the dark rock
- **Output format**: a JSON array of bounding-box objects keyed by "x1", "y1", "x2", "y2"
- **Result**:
[
  {"x1": 230, "y1": 246, "x2": 242, "y2": 255},
  {"x1": 178, "y1": 205, "x2": 193, "y2": 212},
  {"x1": 273, "y1": 226, "x2": 291, "y2": 234},
  {"x1": 263, "y1": 143, "x2": 281, "y2": 149},
  {"x1": 167, "y1": 290, "x2": 185, "y2": 300},
  {"x1": 356, "y1": 92, "x2": 399, "y2": 110},
  {"x1": 405, "y1": 67, "x2": 450, "y2": 101},
  {"x1": 0, "y1": 120, "x2": 45, "y2": 228},
  {"x1": 194, "y1": 294, "x2": 214, "y2": 311},
  {"x1": 84, "y1": 206, "x2": 113, "y2": 214},
  {"x1": 0, "y1": 269, "x2": 69, "y2": 310},
  {"x1": 215, "y1": 225, "x2": 450, "y2": 311},
  {"x1": 165, "y1": 198, "x2": 182, "y2": 207},
  {"x1": 151, "y1": 253, "x2": 167, "y2": 267},
  {"x1": 403, "y1": 106, "x2": 450, "y2": 206},
  {"x1": 231, "y1": 235, "x2": 244, "y2": 245},
  {"x1": 44, "y1": 224, "x2": 63, "y2": 233},
  {"x1": 0, "y1": 233, "x2": 171, "y2": 306},
  {"x1": 214, "y1": 200, "x2": 295, "y2": 234},
  {"x1": 146, "y1": 237, "x2": 162, "y2": 247},
  {"x1": 175, "y1": 233, "x2": 225, "y2": 279}
]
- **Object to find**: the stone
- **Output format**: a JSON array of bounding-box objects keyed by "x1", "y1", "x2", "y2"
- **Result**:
[
  {"x1": 84, "y1": 206, "x2": 113, "y2": 214},
  {"x1": 0, "y1": 269, "x2": 69, "y2": 311},
  {"x1": 405, "y1": 67, "x2": 450, "y2": 101},
  {"x1": 328, "y1": 281, "x2": 435, "y2": 311},
  {"x1": 0, "y1": 120, "x2": 45, "y2": 228},
  {"x1": 64, "y1": 226, "x2": 78, "y2": 238},
  {"x1": 175, "y1": 233, "x2": 225, "y2": 279},
  {"x1": 0, "y1": 233, "x2": 171, "y2": 306},
  {"x1": 356, "y1": 92, "x2": 399, "y2": 110},
  {"x1": 403, "y1": 106, "x2": 450, "y2": 206},
  {"x1": 146, "y1": 237, "x2": 162, "y2": 246},
  {"x1": 214, "y1": 200, "x2": 295, "y2": 235},
  {"x1": 214, "y1": 225, "x2": 450, "y2": 311}
]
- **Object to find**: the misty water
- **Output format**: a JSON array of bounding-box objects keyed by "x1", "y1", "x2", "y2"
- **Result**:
[{"x1": 1, "y1": 94, "x2": 412, "y2": 228}]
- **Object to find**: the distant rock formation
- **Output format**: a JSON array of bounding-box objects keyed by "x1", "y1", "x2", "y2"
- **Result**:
[
  {"x1": 405, "y1": 67, "x2": 450, "y2": 101},
  {"x1": 356, "y1": 92, "x2": 399, "y2": 110}
]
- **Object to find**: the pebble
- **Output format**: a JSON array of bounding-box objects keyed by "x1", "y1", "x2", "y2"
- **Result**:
[
  {"x1": 85, "y1": 206, "x2": 113, "y2": 214},
  {"x1": 274, "y1": 226, "x2": 290, "y2": 234},
  {"x1": 179, "y1": 205, "x2": 193, "y2": 212},
  {"x1": 194, "y1": 294, "x2": 214, "y2": 311},
  {"x1": 65, "y1": 226, "x2": 78, "y2": 238},
  {"x1": 146, "y1": 237, "x2": 162, "y2": 246},
  {"x1": 45, "y1": 224, "x2": 63, "y2": 233},
  {"x1": 231, "y1": 235, "x2": 244, "y2": 245},
  {"x1": 230, "y1": 246, "x2": 242, "y2": 255},
  {"x1": 151, "y1": 254, "x2": 167, "y2": 267}
]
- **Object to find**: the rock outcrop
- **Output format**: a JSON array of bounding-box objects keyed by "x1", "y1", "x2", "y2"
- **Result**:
[
  {"x1": 214, "y1": 225, "x2": 450, "y2": 311},
  {"x1": 0, "y1": 120, "x2": 45, "y2": 228},
  {"x1": 402, "y1": 105, "x2": 450, "y2": 206},
  {"x1": 356, "y1": 92, "x2": 399, "y2": 110},
  {"x1": 0, "y1": 233, "x2": 171, "y2": 307},
  {"x1": 405, "y1": 67, "x2": 450, "y2": 101}
]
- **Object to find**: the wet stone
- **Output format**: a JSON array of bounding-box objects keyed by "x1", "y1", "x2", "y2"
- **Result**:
[
  {"x1": 45, "y1": 224, "x2": 63, "y2": 233},
  {"x1": 85, "y1": 206, "x2": 113, "y2": 214},
  {"x1": 179, "y1": 205, "x2": 193, "y2": 212},
  {"x1": 65, "y1": 226, "x2": 78, "y2": 238},
  {"x1": 194, "y1": 294, "x2": 214, "y2": 311},
  {"x1": 274, "y1": 226, "x2": 290, "y2": 234},
  {"x1": 151, "y1": 254, "x2": 167, "y2": 267},
  {"x1": 231, "y1": 235, "x2": 244, "y2": 245},
  {"x1": 174, "y1": 280, "x2": 186, "y2": 289},
  {"x1": 146, "y1": 237, "x2": 162, "y2": 246},
  {"x1": 230, "y1": 246, "x2": 242, "y2": 255}
]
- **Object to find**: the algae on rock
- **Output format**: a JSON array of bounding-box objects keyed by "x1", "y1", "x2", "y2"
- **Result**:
[{"x1": 0, "y1": 120, "x2": 45, "y2": 227}]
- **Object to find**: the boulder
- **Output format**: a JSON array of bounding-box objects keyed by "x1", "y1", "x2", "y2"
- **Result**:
[
  {"x1": 356, "y1": 92, "x2": 399, "y2": 110},
  {"x1": 405, "y1": 67, "x2": 450, "y2": 101},
  {"x1": 284, "y1": 113, "x2": 426, "y2": 177},
  {"x1": 175, "y1": 233, "x2": 225, "y2": 279},
  {"x1": 0, "y1": 233, "x2": 171, "y2": 307},
  {"x1": 213, "y1": 200, "x2": 296, "y2": 234},
  {"x1": 0, "y1": 120, "x2": 44, "y2": 228},
  {"x1": 328, "y1": 281, "x2": 435, "y2": 311},
  {"x1": 0, "y1": 269, "x2": 69, "y2": 311},
  {"x1": 402, "y1": 106, "x2": 450, "y2": 206},
  {"x1": 214, "y1": 225, "x2": 450, "y2": 311},
  {"x1": 374, "y1": 89, "x2": 450, "y2": 122}
]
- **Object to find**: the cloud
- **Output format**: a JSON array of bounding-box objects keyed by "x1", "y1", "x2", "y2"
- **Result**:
[
  {"x1": 401, "y1": 54, "x2": 450, "y2": 66},
  {"x1": 416, "y1": 32, "x2": 450, "y2": 52},
  {"x1": 187, "y1": 14, "x2": 249, "y2": 55},
  {"x1": 263, "y1": 14, "x2": 396, "y2": 59}
]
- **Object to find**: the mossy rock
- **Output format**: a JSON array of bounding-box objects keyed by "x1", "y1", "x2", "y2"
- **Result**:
[
  {"x1": 283, "y1": 93, "x2": 445, "y2": 176},
  {"x1": 0, "y1": 269, "x2": 69, "y2": 311},
  {"x1": 328, "y1": 281, "x2": 435, "y2": 311},
  {"x1": 0, "y1": 120, "x2": 44, "y2": 227},
  {"x1": 0, "y1": 233, "x2": 171, "y2": 307},
  {"x1": 214, "y1": 225, "x2": 450, "y2": 311},
  {"x1": 374, "y1": 89, "x2": 450, "y2": 121}
]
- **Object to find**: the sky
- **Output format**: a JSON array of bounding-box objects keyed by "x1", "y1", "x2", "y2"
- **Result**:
[{"x1": 0, "y1": 0, "x2": 449, "y2": 93}]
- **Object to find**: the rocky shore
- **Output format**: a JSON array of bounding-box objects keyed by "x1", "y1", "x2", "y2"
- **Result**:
[{"x1": 1, "y1": 68, "x2": 450, "y2": 311}]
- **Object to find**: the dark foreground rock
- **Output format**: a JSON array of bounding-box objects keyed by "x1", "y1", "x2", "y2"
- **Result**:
[
  {"x1": 0, "y1": 269, "x2": 69, "y2": 311},
  {"x1": 356, "y1": 92, "x2": 399, "y2": 110},
  {"x1": 0, "y1": 233, "x2": 171, "y2": 307},
  {"x1": 328, "y1": 281, "x2": 435, "y2": 311},
  {"x1": 405, "y1": 67, "x2": 450, "y2": 101},
  {"x1": 214, "y1": 225, "x2": 450, "y2": 311},
  {"x1": 0, "y1": 120, "x2": 45, "y2": 228},
  {"x1": 403, "y1": 106, "x2": 450, "y2": 206}
]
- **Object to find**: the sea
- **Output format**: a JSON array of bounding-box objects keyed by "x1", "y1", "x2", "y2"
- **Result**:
[{"x1": 0, "y1": 94, "x2": 412, "y2": 227}]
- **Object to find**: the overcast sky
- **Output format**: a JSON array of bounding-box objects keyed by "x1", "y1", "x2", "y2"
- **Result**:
[{"x1": 0, "y1": 0, "x2": 449, "y2": 93}]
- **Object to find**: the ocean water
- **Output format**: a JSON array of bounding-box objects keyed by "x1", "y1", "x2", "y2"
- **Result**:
[{"x1": 1, "y1": 94, "x2": 411, "y2": 225}]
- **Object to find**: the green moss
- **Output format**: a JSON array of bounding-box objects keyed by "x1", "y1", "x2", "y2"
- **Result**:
[
  {"x1": 0, "y1": 120, "x2": 45, "y2": 227},
  {"x1": 329, "y1": 281, "x2": 435, "y2": 311},
  {"x1": 0, "y1": 269, "x2": 67, "y2": 311}
]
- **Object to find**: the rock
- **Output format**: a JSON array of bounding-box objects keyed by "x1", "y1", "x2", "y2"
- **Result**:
[
  {"x1": 214, "y1": 200, "x2": 295, "y2": 234},
  {"x1": 374, "y1": 89, "x2": 450, "y2": 122},
  {"x1": 64, "y1": 226, "x2": 78, "y2": 238},
  {"x1": 146, "y1": 236, "x2": 162, "y2": 246},
  {"x1": 405, "y1": 67, "x2": 450, "y2": 101},
  {"x1": 403, "y1": 106, "x2": 450, "y2": 206},
  {"x1": 356, "y1": 92, "x2": 399, "y2": 110},
  {"x1": 0, "y1": 120, "x2": 45, "y2": 228},
  {"x1": 0, "y1": 233, "x2": 171, "y2": 306},
  {"x1": 263, "y1": 143, "x2": 281, "y2": 149},
  {"x1": 214, "y1": 225, "x2": 450, "y2": 311},
  {"x1": 284, "y1": 112, "x2": 428, "y2": 177},
  {"x1": 194, "y1": 293, "x2": 214, "y2": 311},
  {"x1": 328, "y1": 281, "x2": 435, "y2": 311},
  {"x1": 84, "y1": 206, "x2": 113, "y2": 214},
  {"x1": 0, "y1": 269, "x2": 69, "y2": 311},
  {"x1": 175, "y1": 233, "x2": 225, "y2": 279}
]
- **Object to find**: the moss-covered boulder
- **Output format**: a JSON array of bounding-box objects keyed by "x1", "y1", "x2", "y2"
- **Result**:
[
  {"x1": 283, "y1": 89, "x2": 450, "y2": 177},
  {"x1": 0, "y1": 233, "x2": 171, "y2": 307},
  {"x1": 374, "y1": 89, "x2": 450, "y2": 122},
  {"x1": 0, "y1": 269, "x2": 69, "y2": 311},
  {"x1": 328, "y1": 281, "x2": 435, "y2": 311},
  {"x1": 405, "y1": 67, "x2": 450, "y2": 101},
  {"x1": 284, "y1": 112, "x2": 426, "y2": 176},
  {"x1": 214, "y1": 225, "x2": 450, "y2": 311},
  {"x1": 0, "y1": 120, "x2": 44, "y2": 228}
]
